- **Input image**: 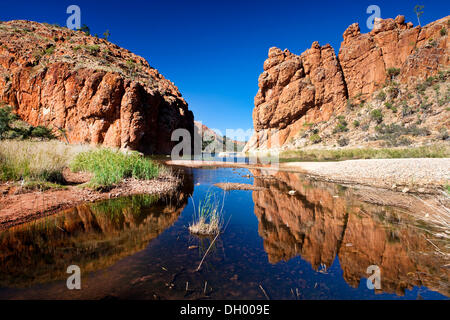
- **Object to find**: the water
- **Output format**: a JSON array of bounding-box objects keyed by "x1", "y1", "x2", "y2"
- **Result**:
[{"x1": 0, "y1": 167, "x2": 448, "y2": 300}]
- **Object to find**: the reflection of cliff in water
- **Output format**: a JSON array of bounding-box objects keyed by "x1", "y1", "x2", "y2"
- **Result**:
[
  {"x1": 251, "y1": 170, "x2": 449, "y2": 297},
  {"x1": 0, "y1": 180, "x2": 193, "y2": 288}
]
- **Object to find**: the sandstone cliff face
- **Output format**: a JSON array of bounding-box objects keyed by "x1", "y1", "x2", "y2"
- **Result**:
[
  {"x1": 0, "y1": 20, "x2": 194, "y2": 154},
  {"x1": 245, "y1": 15, "x2": 449, "y2": 151}
]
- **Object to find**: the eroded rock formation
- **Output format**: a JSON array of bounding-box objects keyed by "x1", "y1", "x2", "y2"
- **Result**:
[
  {"x1": 245, "y1": 15, "x2": 449, "y2": 151},
  {"x1": 0, "y1": 20, "x2": 194, "y2": 154}
]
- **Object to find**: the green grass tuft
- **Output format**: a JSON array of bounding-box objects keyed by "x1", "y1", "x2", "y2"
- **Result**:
[{"x1": 70, "y1": 149, "x2": 160, "y2": 188}]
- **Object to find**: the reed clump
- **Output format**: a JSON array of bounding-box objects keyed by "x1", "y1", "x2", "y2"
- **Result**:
[{"x1": 189, "y1": 191, "x2": 224, "y2": 236}]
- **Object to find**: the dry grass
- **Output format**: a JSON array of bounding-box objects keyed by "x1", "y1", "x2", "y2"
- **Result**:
[
  {"x1": 279, "y1": 144, "x2": 450, "y2": 162},
  {"x1": 0, "y1": 140, "x2": 90, "y2": 182},
  {"x1": 407, "y1": 192, "x2": 450, "y2": 259}
]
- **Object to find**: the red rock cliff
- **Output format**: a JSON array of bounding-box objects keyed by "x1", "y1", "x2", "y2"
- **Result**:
[
  {"x1": 245, "y1": 15, "x2": 449, "y2": 151},
  {"x1": 0, "y1": 20, "x2": 194, "y2": 154}
]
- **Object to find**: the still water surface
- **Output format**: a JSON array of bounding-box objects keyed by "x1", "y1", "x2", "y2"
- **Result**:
[{"x1": 0, "y1": 168, "x2": 448, "y2": 299}]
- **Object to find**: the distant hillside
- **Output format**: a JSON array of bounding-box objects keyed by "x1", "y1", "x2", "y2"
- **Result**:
[{"x1": 195, "y1": 121, "x2": 246, "y2": 152}]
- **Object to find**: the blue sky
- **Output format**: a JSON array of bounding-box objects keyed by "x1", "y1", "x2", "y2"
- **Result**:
[{"x1": 1, "y1": 0, "x2": 449, "y2": 135}]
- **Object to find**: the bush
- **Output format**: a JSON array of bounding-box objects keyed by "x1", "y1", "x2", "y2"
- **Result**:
[
  {"x1": 309, "y1": 134, "x2": 322, "y2": 144},
  {"x1": 370, "y1": 109, "x2": 383, "y2": 124},
  {"x1": 44, "y1": 45, "x2": 56, "y2": 55},
  {"x1": 70, "y1": 149, "x2": 160, "y2": 187},
  {"x1": 338, "y1": 137, "x2": 349, "y2": 147},
  {"x1": 0, "y1": 106, "x2": 55, "y2": 140},
  {"x1": 79, "y1": 24, "x2": 90, "y2": 36},
  {"x1": 376, "y1": 91, "x2": 387, "y2": 101},
  {"x1": 438, "y1": 127, "x2": 449, "y2": 141},
  {"x1": 333, "y1": 116, "x2": 348, "y2": 134},
  {"x1": 387, "y1": 68, "x2": 401, "y2": 80},
  {"x1": 31, "y1": 126, "x2": 55, "y2": 140},
  {"x1": 0, "y1": 106, "x2": 17, "y2": 138},
  {"x1": 440, "y1": 28, "x2": 447, "y2": 36},
  {"x1": 353, "y1": 120, "x2": 360, "y2": 128},
  {"x1": 402, "y1": 105, "x2": 414, "y2": 117}
]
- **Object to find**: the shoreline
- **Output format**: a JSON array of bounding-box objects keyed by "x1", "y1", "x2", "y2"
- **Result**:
[
  {"x1": 167, "y1": 158, "x2": 450, "y2": 194},
  {"x1": 2, "y1": 157, "x2": 449, "y2": 231},
  {"x1": 0, "y1": 175, "x2": 181, "y2": 231}
]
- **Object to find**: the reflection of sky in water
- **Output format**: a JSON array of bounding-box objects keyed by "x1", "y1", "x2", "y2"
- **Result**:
[{"x1": 0, "y1": 168, "x2": 448, "y2": 300}]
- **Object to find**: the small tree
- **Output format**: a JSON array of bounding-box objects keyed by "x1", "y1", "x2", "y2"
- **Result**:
[
  {"x1": 79, "y1": 24, "x2": 90, "y2": 36},
  {"x1": 414, "y1": 5, "x2": 424, "y2": 26},
  {"x1": 387, "y1": 67, "x2": 401, "y2": 81},
  {"x1": 103, "y1": 30, "x2": 110, "y2": 41}
]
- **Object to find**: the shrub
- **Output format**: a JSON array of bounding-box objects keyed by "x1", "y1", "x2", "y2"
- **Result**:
[
  {"x1": 387, "y1": 68, "x2": 401, "y2": 80},
  {"x1": 440, "y1": 28, "x2": 447, "y2": 36},
  {"x1": 31, "y1": 126, "x2": 55, "y2": 140},
  {"x1": 370, "y1": 109, "x2": 383, "y2": 124},
  {"x1": 86, "y1": 45, "x2": 100, "y2": 55},
  {"x1": 338, "y1": 137, "x2": 349, "y2": 147},
  {"x1": 333, "y1": 116, "x2": 349, "y2": 134},
  {"x1": 438, "y1": 127, "x2": 449, "y2": 141},
  {"x1": 70, "y1": 149, "x2": 160, "y2": 187},
  {"x1": 309, "y1": 134, "x2": 322, "y2": 144},
  {"x1": 79, "y1": 24, "x2": 90, "y2": 36},
  {"x1": 376, "y1": 91, "x2": 387, "y2": 101},
  {"x1": 44, "y1": 45, "x2": 56, "y2": 55},
  {"x1": 0, "y1": 106, "x2": 17, "y2": 138},
  {"x1": 402, "y1": 105, "x2": 414, "y2": 117},
  {"x1": 353, "y1": 120, "x2": 360, "y2": 128}
]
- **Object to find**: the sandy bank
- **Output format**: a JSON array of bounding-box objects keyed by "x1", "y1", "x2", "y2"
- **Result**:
[{"x1": 167, "y1": 158, "x2": 450, "y2": 193}]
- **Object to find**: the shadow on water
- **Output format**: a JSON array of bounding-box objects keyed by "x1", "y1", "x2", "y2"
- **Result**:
[{"x1": 0, "y1": 167, "x2": 448, "y2": 300}]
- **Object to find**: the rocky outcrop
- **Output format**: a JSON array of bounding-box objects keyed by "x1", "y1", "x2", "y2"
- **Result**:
[
  {"x1": 339, "y1": 15, "x2": 448, "y2": 98},
  {"x1": 245, "y1": 15, "x2": 449, "y2": 151},
  {"x1": 0, "y1": 20, "x2": 194, "y2": 154},
  {"x1": 246, "y1": 44, "x2": 348, "y2": 150}
]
